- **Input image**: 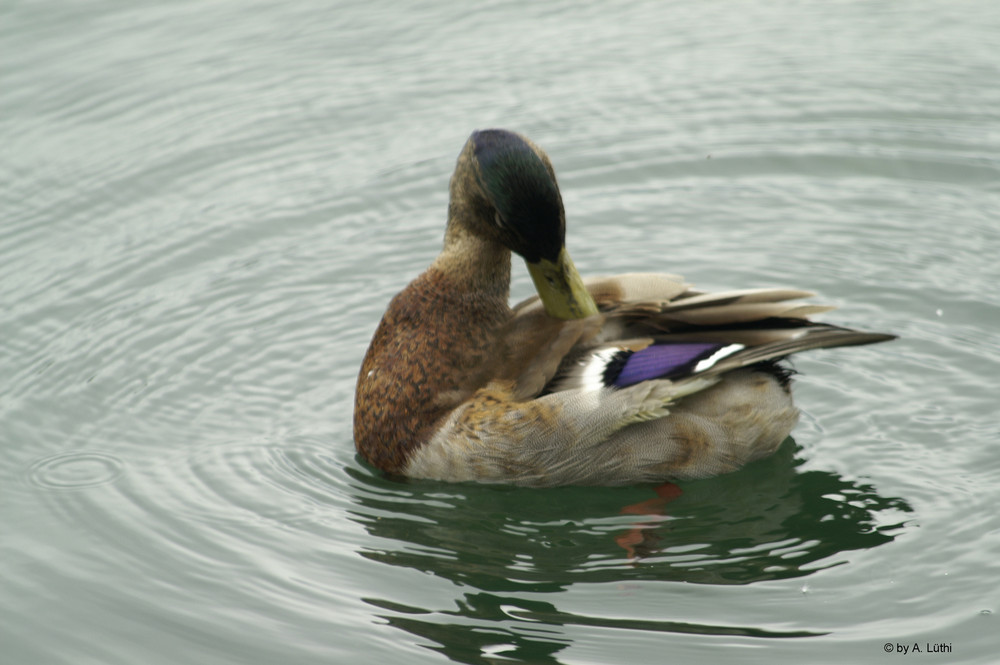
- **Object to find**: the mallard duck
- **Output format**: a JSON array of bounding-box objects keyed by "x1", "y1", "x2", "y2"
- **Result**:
[{"x1": 354, "y1": 129, "x2": 894, "y2": 487}]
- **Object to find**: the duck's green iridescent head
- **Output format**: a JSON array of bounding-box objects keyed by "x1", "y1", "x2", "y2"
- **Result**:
[
  {"x1": 468, "y1": 129, "x2": 598, "y2": 320},
  {"x1": 470, "y1": 129, "x2": 565, "y2": 264}
]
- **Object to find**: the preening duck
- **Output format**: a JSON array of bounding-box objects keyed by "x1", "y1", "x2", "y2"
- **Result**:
[{"x1": 353, "y1": 129, "x2": 895, "y2": 487}]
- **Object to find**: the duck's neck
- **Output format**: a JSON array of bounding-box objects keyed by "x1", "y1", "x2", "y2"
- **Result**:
[{"x1": 431, "y1": 213, "x2": 511, "y2": 300}]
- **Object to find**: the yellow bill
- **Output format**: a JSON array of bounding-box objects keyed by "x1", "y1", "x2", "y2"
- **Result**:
[{"x1": 526, "y1": 247, "x2": 599, "y2": 320}]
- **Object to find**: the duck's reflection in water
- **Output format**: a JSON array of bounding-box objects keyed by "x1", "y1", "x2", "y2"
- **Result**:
[{"x1": 347, "y1": 439, "x2": 911, "y2": 663}]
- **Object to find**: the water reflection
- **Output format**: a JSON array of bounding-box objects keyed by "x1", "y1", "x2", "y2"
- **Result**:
[
  {"x1": 366, "y1": 595, "x2": 571, "y2": 665},
  {"x1": 348, "y1": 440, "x2": 911, "y2": 587},
  {"x1": 346, "y1": 439, "x2": 911, "y2": 662},
  {"x1": 365, "y1": 592, "x2": 821, "y2": 665}
]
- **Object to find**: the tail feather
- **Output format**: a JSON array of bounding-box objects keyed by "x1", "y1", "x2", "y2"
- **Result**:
[{"x1": 698, "y1": 326, "x2": 897, "y2": 378}]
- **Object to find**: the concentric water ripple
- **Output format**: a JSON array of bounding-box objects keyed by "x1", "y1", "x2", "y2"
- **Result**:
[{"x1": 27, "y1": 451, "x2": 125, "y2": 490}]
